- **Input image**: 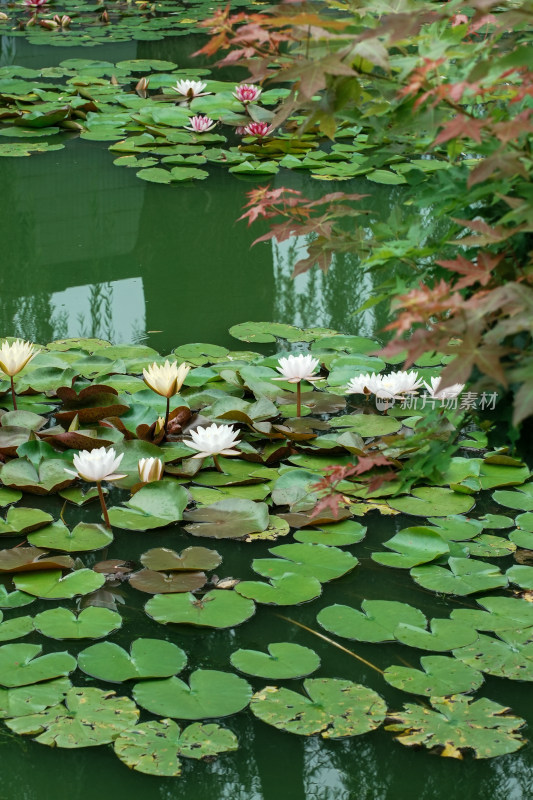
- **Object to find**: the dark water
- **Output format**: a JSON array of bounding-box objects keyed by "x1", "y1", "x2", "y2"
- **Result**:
[{"x1": 0, "y1": 32, "x2": 532, "y2": 800}]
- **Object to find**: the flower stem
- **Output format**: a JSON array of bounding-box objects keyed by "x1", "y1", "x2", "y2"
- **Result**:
[
  {"x1": 164, "y1": 396, "x2": 170, "y2": 433},
  {"x1": 96, "y1": 481, "x2": 111, "y2": 530},
  {"x1": 10, "y1": 377, "x2": 17, "y2": 411},
  {"x1": 296, "y1": 381, "x2": 301, "y2": 418},
  {"x1": 212, "y1": 454, "x2": 223, "y2": 473}
]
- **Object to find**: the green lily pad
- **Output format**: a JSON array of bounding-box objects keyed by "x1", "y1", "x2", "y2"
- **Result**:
[
  {"x1": 493, "y1": 482, "x2": 533, "y2": 512},
  {"x1": 294, "y1": 519, "x2": 366, "y2": 546},
  {"x1": 388, "y1": 488, "x2": 475, "y2": 517},
  {"x1": 28, "y1": 521, "x2": 113, "y2": 552},
  {"x1": 253, "y1": 543, "x2": 358, "y2": 583},
  {"x1": 231, "y1": 642, "x2": 320, "y2": 679},
  {"x1": 114, "y1": 719, "x2": 238, "y2": 777},
  {"x1": 78, "y1": 638, "x2": 187, "y2": 683},
  {"x1": 133, "y1": 669, "x2": 251, "y2": 720},
  {"x1": 451, "y1": 596, "x2": 533, "y2": 632},
  {"x1": 33, "y1": 607, "x2": 122, "y2": 640},
  {"x1": 0, "y1": 507, "x2": 53, "y2": 535},
  {"x1": 386, "y1": 695, "x2": 525, "y2": 758},
  {"x1": 108, "y1": 479, "x2": 188, "y2": 531},
  {"x1": 317, "y1": 600, "x2": 426, "y2": 643},
  {"x1": 507, "y1": 565, "x2": 533, "y2": 590},
  {"x1": 467, "y1": 535, "x2": 516, "y2": 558},
  {"x1": 183, "y1": 499, "x2": 269, "y2": 539},
  {"x1": 453, "y1": 632, "x2": 533, "y2": 681},
  {"x1": 516, "y1": 512, "x2": 533, "y2": 531},
  {"x1": 340, "y1": 415, "x2": 401, "y2": 436},
  {"x1": 0, "y1": 458, "x2": 74, "y2": 495},
  {"x1": 372, "y1": 527, "x2": 449, "y2": 569},
  {"x1": 480, "y1": 513, "x2": 514, "y2": 529},
  {"x1": 140, "y1": 546, "x2": 222, "y2": 572},
  {"x1": 0, "y1": 586, "x2": 34, "y2": 609},
  {"x1": 383, "y1": 655, "x2": 484, "y2": 696},
  {"x1": 510, "y1": 529, "x2": 533, "y2": 549},
  {"x1": 410, "y1": 557, "x2": 507, "y2": 596},
  {"x1": 0, "y1": 489, "x2": 22, "y2": 507},
  {"x1": 0, "y1": 644, "x2": 76, "y2": 687},
  {"x1": 14, "y1": 568, "x2": 105, "y2": 599},
  {"x1": 6, "y1": 687, "x2": 139, "y2": 747},
  {"x1": 0, "y1": 615, "x2": 33, "y2": 642},
  {"x1": 235, "y1": 573, "x2": 322, "y2": 605},
  {"x1": 0, "y1": 678, "x2": 71, "y2": 719},
  {"x1": 250, "y1": 679, "x2": 386, "y2": 739},
  {"x1": 145, "y1": 589, "x2": 255, "y2": 629},
  {"x1": 0, "y1": 546, "x2": 74, "y2": 573},
  {"x1": 395, "y1": 618, "x2": 479, "y2": 651},
  {"x1": 427, "y1": 515, "x2": 484, "y2": 541},
  {"x1": 58, "y1": 487, "x2": 102, "y2": 506}
]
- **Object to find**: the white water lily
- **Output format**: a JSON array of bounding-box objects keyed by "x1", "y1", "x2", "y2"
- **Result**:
[
  {"x1": 65, "y1": 447, "x2": 126, "y2": 483},
  {"x1": 138, "y1": 457, "x2": 164, "y2": 483},
  {"x1": 172, "y1": 79, "x2": 208, "y2": 98},
  {"x1": 273, "y1": 354, "x2": 321, "y2": 384},
  {"x1": 0, "y1": 339, "x2": 39, "y2": 377},
  {"x1": 143, "y1": 360, "x2": 190, "y2": 398},
  {"x1": 424, "y1": 376, "x2": 465, "y2": 399},
  {"x1": 183, "y1": 423, "x2": 241, "y2": 459},
  {"x1": 346, "y1": 370, "x2": 422, "y2": 398}
]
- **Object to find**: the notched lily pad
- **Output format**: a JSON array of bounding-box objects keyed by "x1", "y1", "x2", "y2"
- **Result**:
[
  {"x1": 14, "y1": 568, "x2": 105, "y2": 599},
  {"x1": 251, "y1": 679, "x2": 386, "y2": 739},
  {"x1": 78, "y1": 638, "x2": 187, "y2": 683},
  {"x1": 129, "y1": 569, "x2": 207, "y2": 594},
  {"x1": 386, "y1": 694, "x2": 526, "y2": 758},
  {"x1": 383, "y1": 655, "x2": 483, "y2": 697},
  {"x1": 145, "y1": 589, "x2": 255, "y2": 629},
  {"x1": 114, "y1": 719, "x2": 238, "y2": 777},
  {"x1": 140, "y1": 546, "x2": 222, "y2": 572},
  {"x1": 231, "y1": 642, "x2": 320, "y2": 679},
  {"x1": 317, "y1": 600, "x2": 426, "y2": 643},
  {"x1": 0, "y1": 643, "x2": 76, "y2": 687},
  {"x1": 33, "y1": 607, "x2": 122, "y2": 640},
  {"x1": 183, "y1": 498, "x2": 269, "y2": 539}
]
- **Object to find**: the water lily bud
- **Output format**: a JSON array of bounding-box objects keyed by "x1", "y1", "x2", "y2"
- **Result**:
[
  {"x1": 136, "y1": 77, "x2": 149, "y2": 97},
  {"x1": 40, "y1": 18, "x2": 58, "y2": 28},
  {"x1": 64, "y1": 447, "x2": 126, "y2": 483},
  {"x1": 100, "y1": 9, "x2": 109, "y2": 22},
  {"x1": 154, "y1": 416, "x2": 165, "y2": 435},
  {"x1": 0, "y1": 339, "x2": 39, "y2": 377},
  {"x1": 142, "y1": 360, "x2": 190, "y2": 398},
  {"x1": 138, "y1": 457, "x2": 164, "y2": 484}
]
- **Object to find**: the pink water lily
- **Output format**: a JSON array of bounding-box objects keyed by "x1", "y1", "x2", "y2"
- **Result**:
[
  {"x1": 186, "y1": 115, "x2": 216, "y2": 133},
  {"x1": 23, "y1": 0, "x2": 47, "y2": 8},
  {"x1": 243, "y1": 122, "x2": 272, "y2": 138},
  {"x1": 233, "y1": 83, "x2": 262, "y2": 103}
]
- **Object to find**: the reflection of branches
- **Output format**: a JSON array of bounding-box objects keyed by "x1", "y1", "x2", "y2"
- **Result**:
[
  {"x1": 0, "y1": 37, "x2": 16, "y2": 68},
  {"x1": 77, "y1": 282, "x2": 115, "y2": 341}
]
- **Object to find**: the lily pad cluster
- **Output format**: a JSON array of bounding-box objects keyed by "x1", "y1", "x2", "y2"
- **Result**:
[
  {"x1": 0, "y1": 0, "x2": 251, "y2": 47},
  {"x1": 0, "y1": 59, "x2": 456, "y2": 185},
  {"x1": 0, "y1": 324, "x2": 529, "y2": 770}
]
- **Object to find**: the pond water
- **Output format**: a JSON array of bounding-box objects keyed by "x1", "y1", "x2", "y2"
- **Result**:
[{"x1": 1, "y1": 32, "x2": 533, "y2": 800}]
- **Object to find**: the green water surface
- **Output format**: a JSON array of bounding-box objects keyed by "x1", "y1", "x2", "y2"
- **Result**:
[{"x1": 0, "y1": 34, "x2": 532, "y2": 800}]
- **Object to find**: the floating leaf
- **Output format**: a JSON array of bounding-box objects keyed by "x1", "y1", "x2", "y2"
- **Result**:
[
  {"x1": 28, "y1": 522, "x2": 113, "y2": 552},
  {"x1": 140, "y1": 546, "x2": 222, "y2": 572},
  {"x1": 0, "y1": 586, "x2": 34, "y2": 609},
  {"x1": 108, "y1": 479, "x2": 188, "y2": 531},
  {"x1": 0, "y1": 615, "x2": 33, "y2": 642},
  {"x1": 231, "y1": 642, "x2": 320, "y2": 679},
  {"x1": 33, "y1": 607, "x2": 122, "y2": 640},
  {"x1": 78, "y1": 639, "x2": 187, "y2": 683},
  {"x1": 183, "y1": 499, "x2": 269, "y2": 539},
  {"x1": 451, "y1": 596, "x2": 533, "y2": 632},
  {"x1": 0, "y1": 644, "x2": 76, "y2": 687},
  {"x1": 467, "y1": 535, "x2": 516, "y2": 558},
  {"x1": 14, "y1": 568, "x2": 105, "y2": 599},
  {"x1": 0, "y1": 507, "x2": 53, "y2": 535},
  {"x1": 294, "y1": 520, "x2": 366, "y2": 546},
  {"x1": 6, "y1": 687, "x2": 139, "y2": 747},
  {"x1": 410, "y1": 557, "x2": 507, "y2": 596},
  {"x1": 236, "y1": 573, "x2": 322, "y2": 606},
  {"x1": 372, "y1": 527, "x2": 449, "y2": 569},
  {"x1": 453, "y1": 631, "x2": 533, "y2": 680},
  {"x1": 388, "y1": 488, "x2": 475, "y2": 517},
  {"x1": 133, "y1": 669, "x2": 251, "y2": 719},
  {"x1": 395, "y1": 618, "x2": 479, "y2": 651},
  {"x1": 250, "y1": 679, "x2": 386, "y2": 738},
  {"x1": 129, "y1": 569, "x2": 207, "y2": 594},
  {"x1": 383, "y1": 655, "x2": 483, "y2": 696},
  {"x1": 145, "y1": 589, "x2": 255, "y2": 629},
  {"x1": 427, "y1": 515, "x2": 483, "y2": 541},
  {"x1": 317, "y1": 600, "x2": 426, "y2": 643},
  {"x1": 0, "y1": 678, "x2": 71, "y2": 719},
  {"x1": 0, "y1": 546, "x2": 74, "y2": 573},
  {"x1": 114, "y1": 719, "x2": 238, "y2": 777},
  {"x1": 252, "y1": 543, "x2": 358, "y2": 583},
  {"x1": 493, "y1": 482, "x2": 533, "y2": 512},
  {"x1": 386, "y1": 695, "x2": 525, "y2": 758}
]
